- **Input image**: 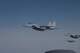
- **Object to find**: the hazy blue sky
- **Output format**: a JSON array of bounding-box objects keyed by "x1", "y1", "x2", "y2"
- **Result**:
[{"x1": 0, "y1": 0, "x2": 80, "y2": 53}]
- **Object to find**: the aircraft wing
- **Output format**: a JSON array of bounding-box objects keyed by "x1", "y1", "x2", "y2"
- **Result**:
[{"x1": 40, "y1": 26, "x2": 54, "y2": 28}]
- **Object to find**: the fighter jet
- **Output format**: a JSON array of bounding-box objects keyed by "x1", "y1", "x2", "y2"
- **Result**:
[
  {"x1": 65, "y1": 33, "x2": 80, "y2": 39},
  {"x1": 67, "y1": 40, "x2": 76, "y2": 43},
  {"x1": 23, "y1": 21, "x2": 59, "y2": 31}
]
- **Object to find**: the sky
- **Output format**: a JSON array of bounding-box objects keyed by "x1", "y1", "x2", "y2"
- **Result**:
[{"x1": 0, "y1": 0, "x2": 80, "y2": 53}]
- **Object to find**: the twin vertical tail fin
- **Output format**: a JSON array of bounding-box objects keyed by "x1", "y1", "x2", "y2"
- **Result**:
[
  {"x1": 52, "y1": 21, "x2": 56, "y2": 28},
  {"x1": 48, "y1": 21, "x2": 56, "y2": 28},
  {"x1": 48, "y1": 22, "x2": 52, "y2": 26}
]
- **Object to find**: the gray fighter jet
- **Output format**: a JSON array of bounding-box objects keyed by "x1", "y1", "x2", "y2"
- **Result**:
[
  {"x1": 23, "y1": 21, "x2": 59, "y2": 31},
  {"x1": 65, "y1": 33, "x2": 80, "y2": 39}
]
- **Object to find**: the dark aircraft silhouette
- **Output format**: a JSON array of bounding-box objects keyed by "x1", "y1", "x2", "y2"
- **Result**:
[
  {"x1": 45, "y1": 50, "x2": 76, "y2": 53},
  {"x1": 67, "y1": 40, "x2": 76, "y2": 43},
  {"x1": 65, "y1": 33, "x2": 80, "y2": 39}
]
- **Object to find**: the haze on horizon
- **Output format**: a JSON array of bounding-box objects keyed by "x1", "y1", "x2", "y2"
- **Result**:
[{"x1": 0, "y1": 0, "x2": 80, "y2": 53}]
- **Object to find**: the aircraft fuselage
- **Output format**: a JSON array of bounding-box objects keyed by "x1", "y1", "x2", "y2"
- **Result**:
[{"x1": 32, "y1": 25, "x2": 45, "y2": 31}]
